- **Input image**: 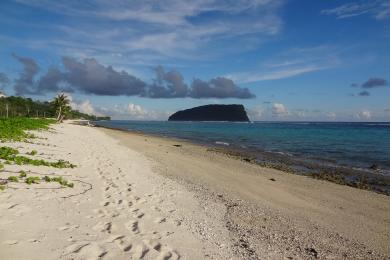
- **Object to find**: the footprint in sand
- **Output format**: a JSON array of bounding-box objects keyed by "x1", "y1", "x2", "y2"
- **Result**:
[
  {"x1": 108, "y1": 235, "x2": 133, "y2": 252},
  {"x1": 132, "y1": 243, "x2": 150, "y2": 259},
  {"x1": 155, "y1": 217, "x2": 167, "y2": 224},
  {"x1": 101, "y1": 201, "x2": 110, "y2": 207},
  {"x1": 136, "y1": 212, "x2": 145, "y2": 219},
  {"x1": 126, "y1": 220, "x2": 140, "y2": 234},
  {"x1": 58, "y1": 224, "x2": 80, "y2": 231},
  {"x1": 93, "y1": 221, "x2": 114, "y2": 234},
  {"x1": 64, "y1": 242, "x2": 107, "y2": 259},
  {"x1": 3, "y1": 240, "x2": 18, "y2": 245}
]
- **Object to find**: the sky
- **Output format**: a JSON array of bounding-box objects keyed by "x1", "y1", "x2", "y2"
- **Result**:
[{"x1": 0, "y1": 0, "x2": 389, "y2": 121}]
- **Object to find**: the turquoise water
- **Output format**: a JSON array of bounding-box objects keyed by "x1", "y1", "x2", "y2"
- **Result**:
[{"x1": 95, "y1": 121, "x2": 390, "y2": 173}]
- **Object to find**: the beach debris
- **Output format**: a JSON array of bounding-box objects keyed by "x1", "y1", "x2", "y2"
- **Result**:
[
  {"x1": 305, "y1": 247, "x2": 318, "y2": 258},
  {"x1": 269, "y1": 178, "x2": 276, "y2": 182},
  {"x1": 173, "y1": 144, "x2": 182, "y2": 147},
  {"x1": 369, "y1": 164, "x2": 379, "y2": 170}
]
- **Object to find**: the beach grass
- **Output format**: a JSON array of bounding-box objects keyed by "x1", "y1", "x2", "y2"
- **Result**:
[
  {"x1": 0, "y1": 117, "x2": 55, "y2": 141},
  {"x1": 0, "y1": 146, "x2": 76, "y2": 168}
]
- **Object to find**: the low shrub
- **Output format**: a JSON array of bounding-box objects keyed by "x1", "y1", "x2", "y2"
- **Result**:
[
  {"x1": 27, "y1": 150, "x2": 38, "y2": 156},
  {"x1": 7, "y1": 176, "x2": 18, "y2": 182},
  {"x1": 25, "y1": 176, "x2": 40, "y2": 185},
  {"x1": 19, "y1": 170, "x2": 27, "y2": 178}
]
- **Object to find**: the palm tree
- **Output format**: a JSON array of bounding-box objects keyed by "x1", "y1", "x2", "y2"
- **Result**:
[{"x1": 51, "y1": 93, "x2": 70, "y2": 123}]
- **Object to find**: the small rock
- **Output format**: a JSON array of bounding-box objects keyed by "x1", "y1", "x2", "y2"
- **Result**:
[
  {"x1": 305, "y1": 247, "x2": 318, "y2": 258},
  {"x1": 269, "y1": 178, "x2": 276, "y2": 181},
  {"x1": 369, "y1": 164, "x2": 379, "y2": 170}
]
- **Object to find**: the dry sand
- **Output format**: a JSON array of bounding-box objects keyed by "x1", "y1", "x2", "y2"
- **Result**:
[
  {"x1": 101, "y1": 127, "x2": 390, "y2": 260},
  {"x1": 0, "y1": 122, "x2": 389, "y2": 259},
  {"x1": 0, "y1": 122, "x2": 233, "y2": 259}
]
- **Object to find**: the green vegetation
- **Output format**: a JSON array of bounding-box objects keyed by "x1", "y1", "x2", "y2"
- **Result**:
[
  {"x1": 0, "y1": 95, "x2": 110, "y2": 121},
  {"x1": 0, "y1": 162, "x2": 3, "y2": 170},
  {"x1": 19, "y1": 170, "x2": 27, "y2": 178},
  {"x1": 51, "y1": 93, "x2": 71, "y2": 123},
  {"x1": 0, "y1": 185, "x2": 5, "y2": 191},
  {"x1": 44, "y1": 175, "x2": 74, "y2": 188},
  {"x1": 0, "y1": 117, "x2": 54, "y2": 141},
  {"x1": 25, "y1": 176, "x2": 40, "y2": 185},
  {"x1": 7, "y1": 176, "x2": 18, "y2": 182},
  {"x1": 0, "y1": 146, "x2": 76, "y2": 168},
  {"x1": 27, "y1": 150, "x2": 38, "y2": 156}
]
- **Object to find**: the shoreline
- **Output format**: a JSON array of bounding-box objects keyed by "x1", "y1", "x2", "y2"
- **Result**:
[
  {"x1": 99, "y1": 126, "x2": 390, "y2": 258},
  {"x1": 93, "y1": 123, "x2": 390, "y2": 195},
  {"x1": 1, "y1": 122, "x2": 389, "y2": 259}
]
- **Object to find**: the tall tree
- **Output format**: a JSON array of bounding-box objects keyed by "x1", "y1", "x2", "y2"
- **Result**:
[{"x1": 51, "y1": 93, "x2": 70, "y2": 123}]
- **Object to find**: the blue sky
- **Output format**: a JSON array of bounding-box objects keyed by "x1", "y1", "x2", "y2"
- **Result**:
[{"x1": 0, "y1": 0, "x2": 389, "y2": 121}]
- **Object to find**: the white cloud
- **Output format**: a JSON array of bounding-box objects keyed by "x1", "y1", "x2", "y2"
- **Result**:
[
  {"x1": 99, "y1": 103, "x2": 171, "y2": 120},
  {"x1": 322, "y1": 1, "x2": 390, "y2": 20},
  {"x1": 247, "y1": 106, "x2": 264, "y2": 120},
  {"x1": 72, "y1": 100, "x2": 99, "y2": 115},
  {"x1": 11, "y1": 0, "x2": 284, "y2": 63},
  {"x1": 272, "y1": 102, "x2": 288, "y2": 116},
  {"x1": 229, "y1": 66, "x2": 323, "y2": 83},
  {"x1": 227, "y1": 45, "x2": 341, "y2": 83},
  {"x1": 326, "y1": 112, "x2": 337, "y2": 120},
  {"x1": 356, "y1": 110, "x2": 372, "y2": 119},
  {"x1": 65, "y1": 93, "x2": 103, "y2": 116},
  {"x1": 58, "y1": 94, "x2": 167, "y2": 119}
]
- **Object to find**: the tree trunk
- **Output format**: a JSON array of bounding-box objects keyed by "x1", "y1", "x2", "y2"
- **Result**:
[{"x1": 56, "y1": 106, "x2": 62, "y2": 122}]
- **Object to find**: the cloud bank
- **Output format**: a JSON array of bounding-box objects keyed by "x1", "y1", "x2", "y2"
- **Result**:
[
  {"x1": 351, "y1": 77, "x2": 388, "y2": 96},
  {"x1": 322, "y1": 1, "x2": 390, "y2": 20},
  {"x1": 361, "y1": 78, "x2": 388, "y2": 88},
  {"x1": 8, "y1": 0, "x2": 284, "y2": 65},
  {"x1": 11, "y1": 55, "x2": 254, "y2": 99}
]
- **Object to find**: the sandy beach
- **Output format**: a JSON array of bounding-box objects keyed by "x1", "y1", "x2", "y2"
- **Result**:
[{"x1": 1, "y1": 122, "x2": 389, "y2": 259}]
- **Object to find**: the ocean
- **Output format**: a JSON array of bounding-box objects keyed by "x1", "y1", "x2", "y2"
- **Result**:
[{"x1": 94, "y1": 120, "x2": 390, "y2": 175}]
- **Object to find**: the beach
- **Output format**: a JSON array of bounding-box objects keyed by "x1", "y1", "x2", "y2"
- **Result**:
[{"x1": 1, "y1": 122, "x2": 389, "y2": 259}]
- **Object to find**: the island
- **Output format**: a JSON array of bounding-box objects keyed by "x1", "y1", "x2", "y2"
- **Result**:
[{"x1": 168, "y1": 104, "x2": 250, "y2": 122}]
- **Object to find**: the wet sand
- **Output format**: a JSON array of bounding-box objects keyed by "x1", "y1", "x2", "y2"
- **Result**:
[{"x1": 102, "y1": 127, "x2": 390, "y2": 259}]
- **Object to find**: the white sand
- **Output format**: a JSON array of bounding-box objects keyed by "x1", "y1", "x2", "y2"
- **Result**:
[
  {"x1": 1, "y1": 122, "x2": 389, "y2": 259},
  {"x1": 0, "y1": 122, "x2": 233, "y2": 259}
]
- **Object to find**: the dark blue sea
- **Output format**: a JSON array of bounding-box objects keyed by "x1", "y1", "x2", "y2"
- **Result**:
[{"x1": 94, "y1": 121, "x2": 390, "y2": 175}]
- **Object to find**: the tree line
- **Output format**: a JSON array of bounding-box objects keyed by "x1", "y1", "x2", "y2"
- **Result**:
[{"x1": 0, "y1": 94, "x2": 110, "y2": 121}]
